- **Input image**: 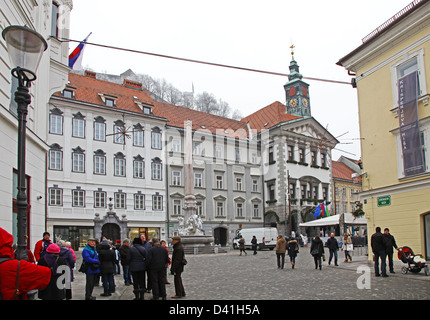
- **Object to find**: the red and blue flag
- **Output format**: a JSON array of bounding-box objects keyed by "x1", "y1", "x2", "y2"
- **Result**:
[{"x1": 68, "y1": 33, "x2": 92, "y2": 69}]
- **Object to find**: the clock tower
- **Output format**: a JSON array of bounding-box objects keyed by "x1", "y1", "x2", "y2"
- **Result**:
[{"x1": 284, "y1": 46, "x2": 311, "y2": 117}]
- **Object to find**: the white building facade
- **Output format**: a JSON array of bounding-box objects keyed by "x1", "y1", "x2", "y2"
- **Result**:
[{"x1": 0, "y1": 0, "x2": 71, "y2": 248}]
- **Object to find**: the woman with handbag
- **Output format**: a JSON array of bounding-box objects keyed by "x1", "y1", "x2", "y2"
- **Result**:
[
  {"x1": 82, "y1": 238, "x2": 100, "y2": 300},
  {"x1": 310, "y1": 236, "x2": 325, "y2": 270},
  {"x1": 342, "y1": 233, "x2": 353, "y2": 262}
]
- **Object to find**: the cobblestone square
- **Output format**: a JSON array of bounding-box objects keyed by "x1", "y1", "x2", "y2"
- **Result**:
[{"x1": 70, "y1": 248, "x2": 430, "y2": 301}]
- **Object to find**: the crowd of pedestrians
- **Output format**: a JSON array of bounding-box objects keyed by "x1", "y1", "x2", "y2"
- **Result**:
[{"x1": 0, "y1": 227, "x2": 186, "y2": 300}]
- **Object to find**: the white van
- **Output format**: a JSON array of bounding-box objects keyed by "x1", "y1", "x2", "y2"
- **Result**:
[{"x1": 233, "y1": 227, "x2": 278, "y2": 250}]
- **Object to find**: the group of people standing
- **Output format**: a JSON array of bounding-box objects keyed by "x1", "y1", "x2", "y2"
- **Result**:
[
  {"x1": 371, "y1": 227, "x2": 398, "y2": 277},
  {"x1": 0, "y1": 228, "x2": 76, "y2": 300},
  {"x1": 82, "y1": 234, "x2": 186, "y2": 300}
]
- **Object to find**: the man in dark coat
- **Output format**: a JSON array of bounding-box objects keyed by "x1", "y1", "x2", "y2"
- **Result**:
[
  {"x1": 371, "y1": 227, "x2": 388, "y2": 277},
  {"x1": 119, "y1": 239, "x2": 132, "y2": 285},
  {"x1": 146, "y1": 238, "x2": 169, "y2": 300},
  {"x1": 98, "y1": 239, "x2": 116, "y2": 296},
  {"x1": 170, "y1": 236, "x2": 186, "y2": 299},
  {"x1": 326, "y1": 233, "x2": 339, "y2": 266},
  {"x1": 383, "y1": 228, "x2": 399, "y2": 274}
]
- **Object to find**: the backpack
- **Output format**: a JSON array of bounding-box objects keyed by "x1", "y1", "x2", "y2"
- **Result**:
[{"x1": 0, "y1": 258, "x2": 21, "y2": 300}]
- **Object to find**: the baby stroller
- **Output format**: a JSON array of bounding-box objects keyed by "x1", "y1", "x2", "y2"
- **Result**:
[{"x1": 398, "y1": 246, "x2": 429, "y2": 276}]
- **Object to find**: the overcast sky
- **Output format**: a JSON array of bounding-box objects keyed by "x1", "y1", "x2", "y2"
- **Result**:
[{"x1": 68, "y1": 0, "x2": 413, "y2": 160}]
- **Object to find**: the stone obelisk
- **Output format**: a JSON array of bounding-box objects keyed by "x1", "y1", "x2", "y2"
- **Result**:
[{"x1": 174, "y1": 120, "x2": 213, "y2": 252}]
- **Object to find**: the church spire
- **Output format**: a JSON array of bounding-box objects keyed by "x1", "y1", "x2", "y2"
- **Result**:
[{"x1": 284, "y1": 46, "x2": 311, "y2": 117}]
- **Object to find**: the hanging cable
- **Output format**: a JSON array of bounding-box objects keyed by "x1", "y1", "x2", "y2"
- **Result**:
[{"x1": 58, "y1": 37, "x2": 352, "y2": 86}]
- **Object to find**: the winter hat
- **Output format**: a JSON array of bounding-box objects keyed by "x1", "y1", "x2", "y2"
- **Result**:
[{"x1": 46, "y1": 243, "x2": 60, "y2": 254}]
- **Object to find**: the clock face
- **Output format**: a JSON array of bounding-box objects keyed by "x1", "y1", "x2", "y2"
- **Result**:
[
  {"x1": 303, "y1": 98, "x2": 308, "y2": 107},
  {"x1": 289, "y1": 98, "x2": 298, "y2": 107}
]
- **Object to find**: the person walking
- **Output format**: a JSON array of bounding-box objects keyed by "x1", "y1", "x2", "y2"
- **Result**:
[
  {"x1": 57, "y1": 240, "x2": 75, "y2": 300},
  {"x1": 383, "y1": 228, "x2": 399, "y2": 274},
  {"x1": 238, "y1": 236, "x2": 247, "y2": 256},
  {"x1": 34, "y1": 231, "x2": 52, "y2": 263},
  {"x1": 251, "y1": 236, "x2": 258, "y2": 255},
  {"x1": 146, "y1": 238, "x2": 169, "y2": 300},
  {"x1": 119, "y1": 239, "x2": 132, "y2": 286},
  {"x1": 287, "y1": 237, "x2": 299, "y2": 269},
  {"x1": 127, "y1": 237, "x2": 147, "y2": 300},
  {"x1": 371, "y1": 227, "x2": 388, "y2": 277},
  {"x1": 326, "y1": 233, "x2": 339, "y2": 266},
  {"x1": 310, "y1": 236, "x2": 325, "y2": 270},
  {"x1": 170, "y1": 236, "x2": 186, "y2": 299},
  {"x1": 37, "y1": 244, "x2": 66, "y2": 300},
  {"x1": 0, "y1": 227, "x2": 52, "y2": 300},
  {"x1": 98, "y1": 239, "x2": 116, "y2": 297},
  {"x1": 114, "y1": 240, "x2": 121, "y2": 275},
  {"x1": 275, "y1": 235, "x2": 287, "y2": 269},
  {"x1": 82, "y1": 238, "x2": 100, "y2": 300},
  {"x1": 342, "y1": 233, "x2": 353, "y2": 263}
]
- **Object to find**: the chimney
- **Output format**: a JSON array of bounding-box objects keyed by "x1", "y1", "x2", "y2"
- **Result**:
[
  {"x1": 84, "y1": 70, "x2": 97, "y2": 79},
  {"x1": 123, "y1": 79, "x2": 142, "y2": 90}
]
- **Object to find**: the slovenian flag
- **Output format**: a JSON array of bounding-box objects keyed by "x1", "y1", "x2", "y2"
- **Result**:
[
  {"x1": 314, "y1": 201, "x2": 329, "y2": 218},
  {"x1": 68, "y1": 33, "x2": 92, "y2": 69}
]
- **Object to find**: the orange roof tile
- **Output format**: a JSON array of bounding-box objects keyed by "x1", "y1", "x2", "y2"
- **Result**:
[
  {"x1": 240, "y1": 101, "x2": 302, "y2": 132},
  {"x1": 152, "y1": 101, "x2": 249, "y2": 140},
  {"x1": 332, "y1": 161, "x2": 361, "y2": 183},
  {"x1": 54, "y1": 72, "x2": 158, "y2": 117}
]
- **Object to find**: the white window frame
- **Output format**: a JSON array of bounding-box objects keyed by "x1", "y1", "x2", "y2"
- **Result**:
[
  {"x1": 94, "y1": 191, "x2": 106, "y2": 208},
  {"x1": 49, "y1": 150, "x2": 62, "y2": 171},
  {"x1": 391, "y1": 48, "x2": 427, "y2": 109},
  {"x1": 72, "y1": 153, "x2": 85, "y2": 173},
  {"x1": 172, "y1": 170, "x2": 181, "y2": 186},
  {"x1": 236, "y1": 202, "x2": 243, "y2": 217},
  {"x1": 173, "y1": 199, "x2": 182, "y2": 215},
  {"x1": 172, "y1": 138, "x2": 181, "y2": 152},
  {"x1": 152, "y1": 162, "x2": 162, "y2": 180},
  {"x1": 50, "y1": 114, "x2": 63, "y2": 135},
  {"x1": 194, "y1": 172, "x2": 203, "y2": 187},
  {"x1": 72, "y1": 189, "x2": 85, "y2": 207},
  {"x1": 72, "y1": 118, "x2": 85, "y2": 138},
  {"x1": 133, "y1": 160, "x2": 145, "y2": 179},
  {"x1": 216, "y1": 201, "x2": 224, "y2": 217},
  {"x1": 153, "y1": 195, "x2": 163, "y2": 210},
  {"x1": 114, "y1": 158, "x2": 126, "y2": 177},
  {"x1": 115, "y1": 192, "x2": 126, "y2": 209},
  {"x1": 216, "y1": 174, "x2": 223, "y2": 189},
  {"x1": 134, "y1": 193, "x2": 145, "y2": 210},
  {"x1": 94, "y1": 155, "x2": 106, "y2": 175},
  {"x1": 94, "y1": 122, "x2": 106, "y2": 141},
  {"x1": 235, "y1": 176, "x2": 242, "y2": 191},
  {"x1": 134, "y1": 129, "x2": 144, "y2": 147},
  {"x1": 49, "y1": 188, "x2": 62, "y2": 206},
  {"x1": 152, "y1": 132, "x2": 162, "y2": 149}
]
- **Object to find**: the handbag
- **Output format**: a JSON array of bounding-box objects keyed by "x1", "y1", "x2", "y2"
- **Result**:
[
  {"x1": 78, "y1": 261, "x2": 88, "y2": 273},
  {"x1": 182, "y1": 258, "x2": 188, "y2": 266},
  {"x1": 311, "y1": 249, "x2": 319, "y2": 256},
  {"x1": 346, "y1": 244, "x2": 354, "y2": 251}
]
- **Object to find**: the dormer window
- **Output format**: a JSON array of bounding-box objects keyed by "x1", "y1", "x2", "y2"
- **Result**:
[
  {"x1": 98, "y1": 93, "x2": 117, "y2": 107},
  {"x1": 135, "y1": 100, "x2": 153, "y2": 115},
  {"x1": 62, "y1": 89, "x2": 74, "y2": 99}
]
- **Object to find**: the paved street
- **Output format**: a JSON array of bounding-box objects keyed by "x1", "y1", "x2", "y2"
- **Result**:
[{"x1": 67, "y1": 247, "x2": 430, "y2": 301}]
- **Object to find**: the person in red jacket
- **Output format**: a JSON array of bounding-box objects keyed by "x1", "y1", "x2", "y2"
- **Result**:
[
  {"x1": 34, "y1": 232, "x2": 52, "y2": 262},
  {"x1": 0, "y1": 228, "x2": 51, "y2": 300}
]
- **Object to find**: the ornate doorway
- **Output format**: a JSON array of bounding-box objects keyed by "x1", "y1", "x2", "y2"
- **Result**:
[
  {"x1": 214, "y1": 227, "x2": 227, "y2": 247},
  {"x1": 101, "y1": 223, "x2": 121, "y2": 243}
]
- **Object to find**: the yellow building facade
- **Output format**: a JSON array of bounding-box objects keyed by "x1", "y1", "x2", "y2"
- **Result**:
[{"x1": 337, "y1": 0, "x2": 430, "y2": 260}]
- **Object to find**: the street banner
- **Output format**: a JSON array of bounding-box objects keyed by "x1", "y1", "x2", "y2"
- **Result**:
[{"x1": 398, "y1": 71, "x2": 425, "y2": 176}]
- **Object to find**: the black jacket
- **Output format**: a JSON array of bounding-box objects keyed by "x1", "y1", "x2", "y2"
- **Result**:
[
  {"x1": 310, "y1": 238, "x2": 325, "y2": 257},
  {"x1": 98, "y1": 244, "x2": 116, "y2": 275},
  {"x1": 127, "y1": 244, "x2": 147, "y2": 272},
  {"x1": 118, "y1": 244, "x2": 130, "y2": 266},
  {"x1": 383, "y1": 233, "x2": 398, "y2": 253},
  {"x1": 326, "y1": 237, "x2": 339, "y2": 251},
  {"x1": 146, "y1": 244, "x2": 169, "y2": 271},
  {"x1": 171, "y1": 242, "x2": 185, "y2": 274},
  {"x1": 371, "y1": 232, "x2": 386, "y2": 253}
]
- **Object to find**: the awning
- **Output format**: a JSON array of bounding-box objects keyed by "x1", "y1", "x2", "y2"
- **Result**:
[{"x1": 299, "y1": 213, "x2": 367, "y2": 227}]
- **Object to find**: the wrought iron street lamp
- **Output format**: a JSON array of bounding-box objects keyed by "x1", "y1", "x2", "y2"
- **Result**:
[{"x1": 2, "y1": 25, "x2": 47, "y2": 260}]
